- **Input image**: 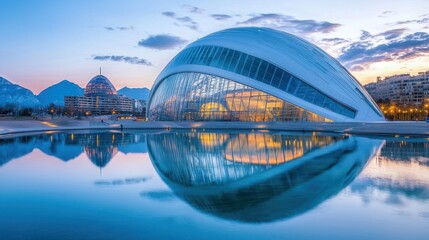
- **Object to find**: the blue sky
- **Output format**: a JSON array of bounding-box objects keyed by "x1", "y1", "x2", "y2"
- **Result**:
[{"x1": 0, "y1": 0, "x2": 428, "y2": 93}]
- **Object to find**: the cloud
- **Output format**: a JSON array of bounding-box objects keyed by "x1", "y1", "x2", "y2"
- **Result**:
[
  {"x1": 377, "y1": 28, "x2": 407, "y2": 40},
  {"x1": 388, "y1": 16, "x2": 429, "y2": 26},
  {"x1": 350, "y1": 65, "x2": 365, "y2": 71},
  {"x1": 360, "y1": 30, "x2": 372, "y2": 40},
  {"x1": 321, "y1": 37, "x2": 349, "y2": 45},
  {"x1": 183, "y1": 4, "x2": 204, "y2": 14},
  {"x1": 162, "y1": 11, "x2": 198, "y2": 30},
  {"x1": 238, "y1": 13, "x2": 341, "y2": 34},
  {"x1": 356, "y1": 28, "x2": 407, "y2": 42},
  {"x1": 138, "y1": 34, "x2": 187, "y2": 50},
  {"x1": 397, "y1": 46, "x2": 429, "y2": 60},
  {"x1": 338, "y1": 31, "x2": 429, "y2": 71},
  {"x1": 104, "y1": 26, "x2": 134, "y2": 31},
  {"x1": 93, "y1": 55, "x2": 152, "y2": 66},
  {"x1": 378, "y1": 10, "x2": 394, "y2": 18},
  {"x1": 162, "y1": 11, "x2": 175, "y2": 17},
  {"x1": 211, "y1": 14, "x2": 233, "y2": 21}
]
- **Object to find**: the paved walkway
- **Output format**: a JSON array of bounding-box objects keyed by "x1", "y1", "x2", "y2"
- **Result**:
[{"x1": 0, "y1": 118, "x2": 428, "y2": 137}]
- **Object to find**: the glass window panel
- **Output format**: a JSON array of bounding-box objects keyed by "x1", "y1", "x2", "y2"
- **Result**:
[
  {"x1": 249, "y1": 58, "x2": 261, "y2": 79},
  {"x1": 205, "y1": 46, "x2": 217, "y2": 65},
  {"x1": 236, "y1": 53, "x2": 248, "y2": 75},
  {"x1": 279, "y1": 71, "x2": 291, "y2": 90},
  {"x1": 218, "y1": 48, "x2": 231, "y2": 68},
  {"x1": 271, "y1": 70, "x2": 281, "y2": 88},
  {"x1": 287, "y1": 77, "x2": 300, "y2": 95},
  {"x1": 303, "y1": 87, "x2": 317, "y2": 103},
  {"x1": 313, "y1": 93, "x2": 326, "y2": 106},
  {"x1": 295, "y1": 82, "x2": 307, "y2": 98},
  {"x1": 189, "y1": 47, "x2": 200, "y2": 64},
  {"x1": 200, "y1": 46, "x2": 211, "y2": 65},
  {"x1": 185, "y1": 48, "x2": 196, "y2": 64},
  {"x1": 188, "y1": 47, "x2": 199, "y2": 64},
  {"x1": 196, "y1": 46, "x2": 208, "y2": 64},
  {"x1": 265, "y1": 64, "x2": 276, "y2": 84},
  {"x1": 210, "y1": 47, "x2": 223, "y2": 67},
  {"x1": 242, "y1": 55, "x2": 254, "y2": 77},
  {"x1": 220, "y1": 49, "x2": 233, "y2": 69},
  {"x1": 256, "y1": 61, "x2": 268, "y2": 82}
]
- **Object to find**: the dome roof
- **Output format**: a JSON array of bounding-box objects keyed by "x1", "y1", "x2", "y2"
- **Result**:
[
  {"x1": 84, "y1": 75, "x2": 117, "y2": 97},
  {"x1": 150, "y1": 27, "x2": 384, "y2": 122}
]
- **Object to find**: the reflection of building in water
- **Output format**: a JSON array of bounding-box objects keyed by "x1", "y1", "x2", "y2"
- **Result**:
[
  {"x1": 149, "y1": 132, "x2": 343, "y2": 185},
  {"x1": 378, "y1": 140, "x2": 429, "y2": 166},
  {"x1": 147, "y1": 132, "x2": 383, "y2": 222},
  {"x1": 224, "y1": 132, "x2": 338, "y2": 164},
  {"x1": 84, "y1": 138, "x2": 119, "y2": 168},
  {"x1": 351, "y1": 139, "x2": 429, "y2": 203},
  {"x1": 66, "y1": 132, "x2": 145, "y2": 168},
  {"x1": 0, "y1": 132, "x2": 147, "y2": 169}
]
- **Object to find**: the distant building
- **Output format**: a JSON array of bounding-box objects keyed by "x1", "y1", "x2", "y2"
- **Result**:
[
  {"x1": 133, "y1": 99, "x2": 146, "y2": 114},
  {"x1": 364, "y1": 71, "x2": 429, "y2": 107},
  {"x1": 65, "y1": 74, "x2": 134, "y2": 116}
]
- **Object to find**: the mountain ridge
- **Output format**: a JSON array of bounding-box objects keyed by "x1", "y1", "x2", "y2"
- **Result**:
[
  {"x1": 118, "y1": 87, "x2": 150, "y2": 101},
  {"x1": 0, "y1": 76, "x2": 40, "y2": 108},
  {"x1": 37, "y1": 80, "x2": 84, "y2": 106}
]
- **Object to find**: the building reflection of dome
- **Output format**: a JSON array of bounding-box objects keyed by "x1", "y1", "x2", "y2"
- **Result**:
[
  {"x1": 84, "y1": 145, "x2": 118, "y2": 168},
  {"x1": 84, "y1": 74, "x2": 117, "y2": 97},
  {"x1": 147, "y1": 132, "x2": 384, "y2": 222},
  {"x1": 77, "y1": 132, "x2": 137, "y2": 168}
]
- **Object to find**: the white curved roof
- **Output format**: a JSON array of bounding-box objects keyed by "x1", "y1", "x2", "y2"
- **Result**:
[{"x1": 152, "y1": 27, "x2": 384, "y2": 122}]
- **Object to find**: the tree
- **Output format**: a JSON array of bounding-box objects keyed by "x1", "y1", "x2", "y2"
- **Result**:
[
  {"x1": 48, "y1": 103, "x2": 56, "y2": 118},
  {"x1": 19, "y1": 108, "x2": 33, "y2": 116}
]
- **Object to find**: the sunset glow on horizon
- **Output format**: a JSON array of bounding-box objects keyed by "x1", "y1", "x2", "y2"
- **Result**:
[{"x1": 0, "y1": 0, "x2": 428, "y2": 94}]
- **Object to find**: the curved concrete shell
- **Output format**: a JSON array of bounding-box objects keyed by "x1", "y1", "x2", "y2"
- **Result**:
[{"x1": 148, "y1": 27, "x2": 385, "y2": 122}]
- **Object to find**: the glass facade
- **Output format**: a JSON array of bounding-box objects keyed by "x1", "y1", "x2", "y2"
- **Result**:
[
  {"x1": 149, "y1": 72, "x2": 331, "y2": 122},
  {"x1": 166, "y1": 45, "x2": 357, "y2": 118},
  {"x1": 84, "y1": 75, "x2": 118, "y2": 97}
]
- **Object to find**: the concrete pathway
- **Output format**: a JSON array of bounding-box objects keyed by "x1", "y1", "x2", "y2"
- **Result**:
[{"x1": 0, "y1": 119, "x2": 429, "y2": 137}]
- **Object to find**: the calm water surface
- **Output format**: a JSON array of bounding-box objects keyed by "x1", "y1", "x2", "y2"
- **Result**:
[{"x1": 0, "y1": 130, "x2": 428, "y2": 239}]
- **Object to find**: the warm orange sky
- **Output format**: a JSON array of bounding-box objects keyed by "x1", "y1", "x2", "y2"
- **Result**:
[{"x1": 1, "y1": 0, "x2": 428, "y2": 94}]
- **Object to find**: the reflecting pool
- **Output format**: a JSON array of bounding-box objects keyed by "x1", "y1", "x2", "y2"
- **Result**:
[{"x1": 0, "y1": 130, "x2": 428, "y2": 239}]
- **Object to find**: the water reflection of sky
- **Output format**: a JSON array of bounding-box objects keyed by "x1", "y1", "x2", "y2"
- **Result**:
[{"x1": 0, "y1": 130, "x2": 428, "y2": 239}]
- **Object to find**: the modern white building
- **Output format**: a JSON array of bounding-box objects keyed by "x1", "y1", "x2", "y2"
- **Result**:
[{"x1": 148, "y1": 27, "x2": 384, "y2": 122}]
